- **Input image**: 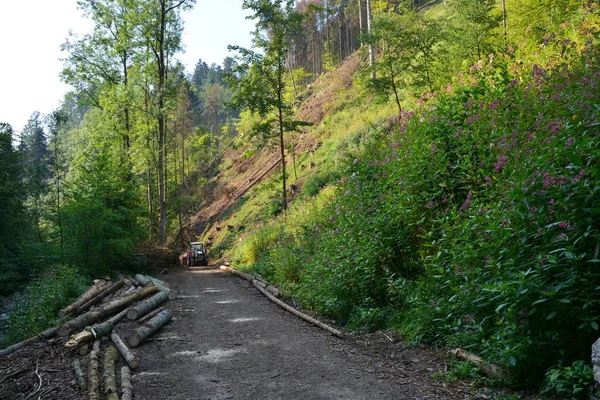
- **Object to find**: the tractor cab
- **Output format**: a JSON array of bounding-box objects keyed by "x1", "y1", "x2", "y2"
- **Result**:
[{"x1": 188, "y1": 242, "x2": 208, "y2": 266}]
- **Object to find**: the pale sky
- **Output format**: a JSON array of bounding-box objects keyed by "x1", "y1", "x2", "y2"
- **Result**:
[{"x1": 0, "y1": 0, "x2": 256, "y2": 135}]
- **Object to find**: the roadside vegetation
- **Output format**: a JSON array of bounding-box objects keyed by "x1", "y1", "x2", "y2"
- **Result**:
[
  {"x1": 229, "y1": 1, "x2": 600, "y2": 394},
  {"x1": 2, "y1": 0, "x2": 600, "y2": 396}
]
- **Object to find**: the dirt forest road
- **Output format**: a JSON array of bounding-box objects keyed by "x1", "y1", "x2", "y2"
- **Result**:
[{"x1": 126, "y1": 265, "x2": 474, "y2": 400}]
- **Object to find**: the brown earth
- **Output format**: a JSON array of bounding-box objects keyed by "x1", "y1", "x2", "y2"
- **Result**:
[
  {"x1": 181, "y1": 53, "x2": 365, "y2": 248},
  {"x1": 0, "y1": 265, "x2": 501, "y2": 400}
]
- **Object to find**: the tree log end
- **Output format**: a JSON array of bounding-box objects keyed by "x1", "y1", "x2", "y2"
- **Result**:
[
  {"x1": 127, "y1": 309, "x2": 139, "y2": 320},
  {"x1": 127, "y1": 334, "x2": 141, "y2": 348}
]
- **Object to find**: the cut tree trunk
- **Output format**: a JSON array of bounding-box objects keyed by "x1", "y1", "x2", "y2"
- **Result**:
[
  {"x1": 127, "y1": 290, "x2": 170, "y2": 320},
  {"x1": 102, "y1": 346, "x2": 119, "y2": 400},
  {"x1": 77, "y1": 280, "x2": 125, "y2": 314},
  {"x1": 59, "y1": 286, "x2": 159, "y2": 337},
  {"x1": 141, "y1": 275, "x2": 176, "y2": 299},
  {"x1": 138, "y1": 306, "x2": 166, "y2": 324},
  {"x1": 58, "y1": 311, "x2": 104, "y2": 337},
  {"x1": 65, "y1": 308, "x2": 129, "y2": 348},
  {"x1": 147, "y1": 276, "x2": 170, "y2": 288},
  {"x1": 121, "y1": 366, "x2": 133, "y2": 400},
  {"x1": 110, "y1": 332, "x2": 139, "y2": 369},
  {"x1": 59, "y1": 280, "x2": 107, "y2": 318},
  {"x1": 127, "y1": 309, "x2": 173, "y2": 347},
  {"x1": 88, "y1": 340, "x2": 100, "y2": 400},
  {"x1": 135, "y1": 274, "x2": 155, "y2": 287},
  {"x1": 102, "y1": 285, "x2": 160, "y2": 315},
  {"x1": 72, "y1": 358, "x2": 86, "y2": 390},
  {"x1": 0, "y1": 326, "x2": 57, "y2": 357}
]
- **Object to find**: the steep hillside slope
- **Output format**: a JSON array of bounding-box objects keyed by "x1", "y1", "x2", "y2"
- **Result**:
[{"x1": 181, "y1": 52, "x2": 373, "y2": 256}]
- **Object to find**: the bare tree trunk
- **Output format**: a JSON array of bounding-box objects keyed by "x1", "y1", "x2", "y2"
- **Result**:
[
  {"x1": 366, "y1": 0, "x2": 375, "y2": 78},
  {"x1": 501, "y1": 0, "x2": 507, "y2": 49}
]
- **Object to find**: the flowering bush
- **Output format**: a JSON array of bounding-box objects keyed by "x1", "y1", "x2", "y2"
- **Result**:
[{"x1": 240, "y1": 5, "x2": 600, "y2": 388}]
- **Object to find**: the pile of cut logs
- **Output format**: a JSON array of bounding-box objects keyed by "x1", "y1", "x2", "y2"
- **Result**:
[{"x1": 1, "y1": 274, "x2": 176, "y2": 399}]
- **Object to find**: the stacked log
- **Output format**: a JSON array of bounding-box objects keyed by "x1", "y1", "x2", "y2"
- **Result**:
[
  {"x1": 88, "y1": 340, "x2": 101, "y2": 400},
  {"x1": 111, "y1": 332, "x2": 139, "y2": 369},
  {"x1": 102, "y1": 346, "x2": 119, "y2": 400},
  {"x1": 128, "y1": 309, "x2": 173, "y2": 347},
  {"x1": 126, "y1": 290, "x2": 170, "y2": 320},
  {"x1": 0, "y1": 273, "x2": 176, "y2": 400}
]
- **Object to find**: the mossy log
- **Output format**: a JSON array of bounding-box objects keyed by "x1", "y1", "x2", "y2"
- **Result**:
[
  {"x1": 121, "y1": 366, "x2": 133, "y2": 400},
  {"x1": 449, "y1": 348, "x2": 508, "y2": 379},
  {"x1": 72, "y1": 358, "x2": 86, "y2": 390},
  {"x1": 127, "y1": 290, "x2": 170, "y2": 320},
  {"x1": 102, "y1": 346, "x2": 119, "y2": 400},
  {"x1": 87, "y1": 340, "x2": 101, "y2": 400},
  {"x1": 127, "y1": 309, "x2": 173, "y2": 347},
  {"x1": 59, "y1": 280, "x2": 107, "y2": 318},
  {"x1": 110, "y1": 331, "x2": 139, "y2": 369}
]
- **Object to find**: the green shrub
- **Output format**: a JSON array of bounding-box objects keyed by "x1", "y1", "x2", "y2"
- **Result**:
[
  {"x1": 542, "y1": 361, "x2": 594, "y2": 399},
  {"x1": 2, "y1": 264, "x2": 88, "y2": 346},
  {"x1": 303, "y1": 170, "x2": 341, "y2": 197},
  {"x1": 236, "y1": 5, "x2": 600, "y2": 390}
]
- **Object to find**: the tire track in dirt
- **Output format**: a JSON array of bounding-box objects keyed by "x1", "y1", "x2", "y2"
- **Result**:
[{"x1": 126, "y1": 266, "x2": 472, "y2": 400}]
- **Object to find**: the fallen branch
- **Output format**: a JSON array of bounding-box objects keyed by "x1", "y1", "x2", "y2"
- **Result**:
[
  {"x1": 72, "y1": 358, "x2": 86, "y2": 390},
  {"x1": 220, "y1": 266, "x2": 342, "y2": 338},
  {"x1": 25, "y1": 360, "x2": 43, "y2": 399},
  {"x1": 449, "y1": 348, "x2": 508, "y2": 380},
  {"x1": 220, "y1": 266, "x2": 254, "y2": 282},
  {"x1": 252, "y1": 280, "x2": 344, "y2": 338},
  {"x1": 102, "y1": 346, "x2": 119, "y2": 400},
  {"x1": 110, "y1": 332, "x2": 139, "y2": 369},
  {"x1": 121, "y1": 366, "x2": 133, "y2": 400},
  {"x1": 127, "y1": 309, "x2": 173, "y2": 347},
  {"x1": 88, "y1": 340, "x2": 100, "y2": 400}
]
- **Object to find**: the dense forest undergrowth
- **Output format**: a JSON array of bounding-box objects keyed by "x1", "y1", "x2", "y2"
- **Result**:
[{"x1": 2, "y1": 0, "x2": 600, "y2": 397}]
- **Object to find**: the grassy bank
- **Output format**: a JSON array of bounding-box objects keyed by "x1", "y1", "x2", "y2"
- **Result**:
[{"x1": 231, "y1": 6, "x2": 600, "y2": 392}]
